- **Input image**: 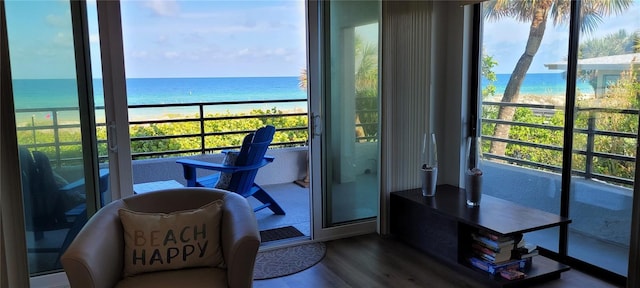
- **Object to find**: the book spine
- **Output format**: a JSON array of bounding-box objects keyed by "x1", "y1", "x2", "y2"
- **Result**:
[
  {"x1": 479, "y1": 230, "x2": 507, "y2": 241},
  {"x1": 475, "y1": 251, "x2": 496, "y2": 262},
  {"x1": 472, "y1": 243, "x2": 498, "y2": 256},
  {"x1": 471, "y1": 233, "x2": 513, "y2": 251},
  {"x1": 469, "y1": 257, "x2": 491, "y2": 273},
  {"x1": 469, "y1": 257, "x2": 527, "y2": 275}
]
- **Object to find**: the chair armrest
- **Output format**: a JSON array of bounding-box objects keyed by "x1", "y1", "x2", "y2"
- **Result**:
[
  {"x1": 220, "y1": 192, "x2": 260, "y2": 288},
  {"x1": 65, "y1": 204, "x2": 85, "y2": 222},
  {"x1": 177, "y1": 156, "x2": 274, "y2": 187},
  {"x1": 219, "y1": 149, "x2": 274, "y2": 162},
  {"x1": 177, "y1": 158, "x2": 273, "y2": 173},
  {"x1": 177, "y1": 159, "x2": 242, "y2": 174},
  {"x1": 61, "y1": 201, "x2": 126, "y2": 288},
  {"x1": 59, "y1": 169, "x2": 110, "y2": 193}
]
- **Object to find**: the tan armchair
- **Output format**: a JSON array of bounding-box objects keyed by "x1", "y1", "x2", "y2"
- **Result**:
[{"x1": 61, "y1": 187, "x2": 260, "y2": 288}]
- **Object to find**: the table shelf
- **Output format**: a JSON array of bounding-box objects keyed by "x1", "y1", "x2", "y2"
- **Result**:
[{"x1": 390, "y1": 185, "x2": 571, "y2": 287}]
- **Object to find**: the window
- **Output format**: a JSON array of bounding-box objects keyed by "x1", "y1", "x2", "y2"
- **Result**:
[{"x1": 479, "y1": 0, "x2": 639, "y2": 282}]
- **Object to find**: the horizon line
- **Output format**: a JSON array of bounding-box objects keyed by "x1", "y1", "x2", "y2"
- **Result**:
[{"x1": 12, "y1": 75, "x2": 302, "y2": 81}]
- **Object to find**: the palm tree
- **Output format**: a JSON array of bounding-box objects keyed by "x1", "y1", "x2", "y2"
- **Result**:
[
  {"x1": 299, "y1": 68, "x2": 307, "y2": 90},
  {"x1": 483, "y1": 0, "x2": 632, "y2": 156},
  {"x1": 354, "y1": 34, "x2": 379, "y2": 141}
]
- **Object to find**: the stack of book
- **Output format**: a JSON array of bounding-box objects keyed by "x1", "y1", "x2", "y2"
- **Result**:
[
  {"x1": 471, "y1": 230, "x2": 516, "y2": 263},
  {"x1": 468, "y1": 230, "x2": 530, "y2": 276},
  {"x1": 512, "y1": 241, "x2": 538, "y2": 269}
]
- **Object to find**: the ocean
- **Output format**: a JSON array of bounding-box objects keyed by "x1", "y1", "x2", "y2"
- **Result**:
[
  {"x1": 11, "y1": 73, "x2": 591, "y2": 124},
  {"x1": 12, "y1": 76, "x2": 308, "y2": 123},
  {"x1": 13, "y1": 76, "x2": 307, "y2": 108},
  {"x1": 483, "y1": 73, "x2": 594, "y2": 96}
]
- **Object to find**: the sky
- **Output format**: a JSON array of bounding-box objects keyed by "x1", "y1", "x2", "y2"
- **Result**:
[
  {"x1": 5, "y1": 1, "x2": 77, "y2": 79},
  {"x1": 5, "y1": 0, "x2": 307, "y2": 79},
  {"x1": 3, "y1": 0, "x2": 639, "y2": 79},
  {"x1": 483, "y1": 0, "x2": 640, "y2": 74},
  {"x1": 106, "y1": 0, "x2": 307, "y2": 78}
]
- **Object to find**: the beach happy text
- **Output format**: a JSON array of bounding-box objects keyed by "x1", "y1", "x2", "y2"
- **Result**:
[{"x1": 131, "y1": 224, "x2": 208, "y2": 265}]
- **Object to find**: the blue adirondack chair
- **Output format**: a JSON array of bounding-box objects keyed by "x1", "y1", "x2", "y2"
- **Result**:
[
  {"x1": 19, "y1": 147, "x2": 110, "y2": 270},
  {"x1": 176, "y1": 125, "x2": 285, "y2": 215}
]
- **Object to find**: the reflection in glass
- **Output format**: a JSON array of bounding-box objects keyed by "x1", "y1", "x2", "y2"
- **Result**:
[
  {"x1": 480, "y1": 0, "x2": 639, "y2": 277},
  {"x1": 480, "y1": 0, "x2": 570, "y2": 253},
  {"x1": 5, "y1": 1, "x2": 96, "y2": 276},
  {"x1": 566, "y1": 2, "x2": 639, "y2": 276},
  {"x1": 326, "y1": 1, "x2": 379, "y2": 225}
]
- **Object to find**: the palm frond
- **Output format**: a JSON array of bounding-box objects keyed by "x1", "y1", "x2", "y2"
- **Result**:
[
  {"x1": 580, "y1": 0, "x2": 633, "y2": 34},
  {"x1": 482, "y1": 0, "x2": 515, "y2": 22},
  {"x1": 482, "y1": 0, "x2": 633, "y2": 32},
  {"x1": 579, "y1": 7, "x2": 604, "y2": 35},
  {"x1": 550, "y1": 0, "x2": 571, "y2": 26}
]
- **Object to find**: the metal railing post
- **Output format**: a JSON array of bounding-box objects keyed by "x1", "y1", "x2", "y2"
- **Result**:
[
  {"x1": 199, "y1": 104, "x2": 206, "y2": 155},
  {"x1": 31, "y1": 115, "x2": 37, "y2": 149},
  {"x1": 585, "y1": 112, "x2": 596, "y2": 180},
  {"x1": 52, "y1": 109, "x2": 62, "y2": 168}
]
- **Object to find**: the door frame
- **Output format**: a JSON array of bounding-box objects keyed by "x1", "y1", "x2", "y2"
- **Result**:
[
  {"x1": 28, "y1": 1, "x2": 133, "y2": 284},
  {"x1": 307, "y1": 0, "x2": 378, "y2": 242},
  {"x1": 96, "y1": 0, "x2": 134, "y2": 201}
]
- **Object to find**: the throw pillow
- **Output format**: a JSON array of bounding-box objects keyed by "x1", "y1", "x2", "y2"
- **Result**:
[
  {"x1": 118, "y1": 200, "x2": 225, "y2": 277},
  {"x1": 214, "y1": 151, "x2": 239, "y2": 190}
]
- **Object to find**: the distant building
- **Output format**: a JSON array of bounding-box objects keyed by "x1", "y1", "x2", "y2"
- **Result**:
[{"x1": 544, "y1": 53, "x2": 640, "y2": 98}]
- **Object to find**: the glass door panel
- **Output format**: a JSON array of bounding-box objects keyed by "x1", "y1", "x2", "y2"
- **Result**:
[
  {"x1": 86, "y1": 0, "x2": 111, "y2": 205},
  {"x1": 480, "y1": 0, "x2": 639, "y2": 279},
  {"x1": 119, "y1": 0, "x2": 309, "y2": 239},
  {"x1": 480, "y1": 1, "x2": 570, "y2": 252},
  {"x1": 323, "y1": 0, "x2": 379, "y2": 226},
  {"x1": 5, "y1": 0, "x2": 101, "y2": 276},
  {"x1": 568, "y1": 3, "x2": 640, "y2": 276}
]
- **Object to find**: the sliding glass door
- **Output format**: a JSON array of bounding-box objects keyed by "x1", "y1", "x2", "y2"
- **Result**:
[
  {"x1": 567, "y1": 2, "x2": 639, "y2": 276},
  {"x1": 309, "y1": 0, "x2": 380, "y2": 240},
  {"x1": 4, "y1": 0, "x2": 103, "y2": 276},
  {"x1": 479, "y1": 0, "x2": 639, "y2": 281}
]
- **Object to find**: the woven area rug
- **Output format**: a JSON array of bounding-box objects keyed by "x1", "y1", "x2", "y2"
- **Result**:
[
  {"x1": 260, "y1": 226, "x2": 305, "y2": 243},
  {"x1": 253, "y1": 242, "x2": 326, "y2": 280}
]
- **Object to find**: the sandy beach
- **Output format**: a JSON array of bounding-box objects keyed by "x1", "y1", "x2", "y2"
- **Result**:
[{"x1": 15, "y1": 103, "x2": 308, "y2": 127}]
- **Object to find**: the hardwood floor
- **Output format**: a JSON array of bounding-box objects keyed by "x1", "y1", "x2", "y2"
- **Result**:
[{"x1": 253, "y1": 233, "x2": 623, "y2": 288}]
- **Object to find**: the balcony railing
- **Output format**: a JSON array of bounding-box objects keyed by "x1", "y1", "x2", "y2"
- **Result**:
[
  {"x1": 125, "y1": 99, "x2": 309, "y2": 159},
  {"x1": 15, "y1": 99, "x2": 308, "y2": 167},
  {"x1": 482, "y1": 101, "x2": 638, "y2": 187},
  {"x1": 18, "y1": 99, "x2": 634, "y2": 187}
]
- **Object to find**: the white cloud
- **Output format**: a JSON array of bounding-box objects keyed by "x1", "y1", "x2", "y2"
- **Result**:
[
  {"x1": 53, "y1": 32, "x2": 73, "y2": 47},
  {"x1": 237, "y1": 48, "x2": 250, "y2": 56},
  {"x1": 156, "y1": 35, "x2": 169, "y2": 44},
  {"x1": 89, "y1": 33, "x2": 100, "y2": 43},
  {"x1": 130, "y1": 50, "x2": 150, "y2": 59},
  {"x1": 267, "y1": 48, "x2": 287, "y2": 56},
  {"x1": 143, "y1": 0, "x2": 179, "y2": 17},
  {"x1": 227, "y1": 47, "x2": 296, "y2": 61},
  {"x1": 120, "y1": 0, "x2": 307, "y2": 77},
  {"x1": 45, "y1": 13, "x2": 70, "y2": 27},
  {"x1": 164, "y1": 51, "x2": 180, "y2": 59}
]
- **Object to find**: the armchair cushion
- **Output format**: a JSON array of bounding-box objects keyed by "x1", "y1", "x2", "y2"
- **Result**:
[
  {"x1": 118, "y1": 199, "x2": 225, "y2": 277},
  {"x1": 214, "y1": 151, "x2": 239, "y2": 189}
]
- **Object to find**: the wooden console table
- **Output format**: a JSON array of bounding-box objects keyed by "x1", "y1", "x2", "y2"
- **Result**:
[{"x1": 390, "y1": 185, "x2": 572, "y2": 287}]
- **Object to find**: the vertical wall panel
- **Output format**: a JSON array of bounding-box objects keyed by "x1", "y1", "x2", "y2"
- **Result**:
[
  {"x1": 0, "y1": 1, "x2": 30, "y2": 285},
  {"x1": 381, "y1": 0, "x2": 432, "y2": 191},
  {"x1": 379, "y1": 1, "x2": 432, "y2": 234}
]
